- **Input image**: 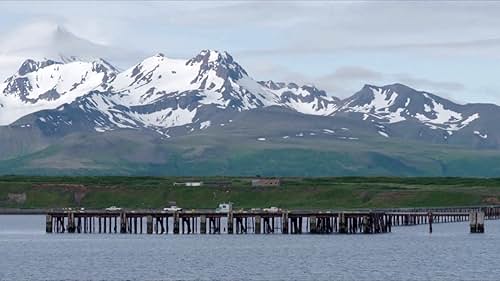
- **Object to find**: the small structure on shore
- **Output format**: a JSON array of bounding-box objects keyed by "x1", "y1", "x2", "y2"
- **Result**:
[
  {"x1": 251, "y1": 178, "x2": 281, "y2": 187},
  {"x1": 172, "y1": 181, "x2": 231, "y2": 187}
]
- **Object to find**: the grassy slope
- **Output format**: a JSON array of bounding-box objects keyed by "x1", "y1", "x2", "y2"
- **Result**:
[
  {"x1": 1, "y1": 176, "x2": 499, "y2": 209},
  {"x1": 3, "y1": 108, "x2": 500, "y2": 177},
  {"x1": 4, "y1": 133, "x2": 500, "y2": 177}
]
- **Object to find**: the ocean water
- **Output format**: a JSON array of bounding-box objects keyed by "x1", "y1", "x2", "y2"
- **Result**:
[{"x1": 0, "y1": 215, "x2": 499, "y2": 281}]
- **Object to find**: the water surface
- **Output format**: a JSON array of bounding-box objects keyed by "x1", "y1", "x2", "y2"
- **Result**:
[{"x1": 0, "y1": 215, "x2": 499, "y2": 281}]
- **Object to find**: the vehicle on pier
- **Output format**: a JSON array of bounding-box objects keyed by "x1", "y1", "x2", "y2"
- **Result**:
[
  {"x1": 163, "y1": 206, "x2": 182, "y2": 212},
  {"x1": 105, "y1": 206, "x2": 122, "y2": 211},
  {"x1": 263, "y1": 206, "x2": 281, "y2": 212},
  {"x1": 216, "y1": 202, "x2": 233, "y2": 213}
]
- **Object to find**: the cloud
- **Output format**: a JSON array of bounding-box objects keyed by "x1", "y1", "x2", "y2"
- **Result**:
[
  {"x1": 393, "y1": 74, "x2": 465, "y2": 92},
  {"x1": 322, "y1": 67, "x2": 383, "y2": 81},
  {"x1": 0, "y1": 1, "x2": 498, "y2": 103},
  {"x1": 320, "y1": 69, "x2": 466, "y2": 100},
  {"x1": 245, "y1": 61, "x2": 467, "y2": 101},
  {"x1": 237, "y1": 37, "x2": 500, "y2": 59},
  {"x1": 4, "y1": 1, "x2": 500, "y2": 56},
  {"x1": 0, "y1": 20, "x2": 147, "y2": 80},
  {"x1": 312, "y1": 67, "x2": 386, "y2": 98},
  {"x1": 3, "y1": 2, "x2": 500, "y2": 59}
]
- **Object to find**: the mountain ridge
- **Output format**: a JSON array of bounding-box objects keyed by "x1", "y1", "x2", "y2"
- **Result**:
[
  {"x1": 2, "y1": 50, "x2": 500, "y2": 176},
  {"x1": 2, "y1": 50, "x2": 499, "y2": 144}
]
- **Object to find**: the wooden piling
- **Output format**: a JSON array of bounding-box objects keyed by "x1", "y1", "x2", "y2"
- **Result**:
[
  {"x1": 67, "y1": 212, "x2": 75, "y2": 233},
  {"x1": 428, "y1": 212, "x2": 433, "y2": 234},
  {"x1": 255, "y1": 215, "x2": 261, "y2": 234},
  {"x1": 470, "y1": 211, "x2": 485, "y2": 233},
  {"x1": 309, "y1": 216, "x2": 317, "y2": 234},
  {"x1": 173, "y1": 212, "x2": 180, "y2": 234},
  {"x1": 146, "y1": 215, "x2": 153, "y2": 234},
  {"x1": 120, "y1": 213, "x2": 127, "y2": 233},
  {"x1": 45, "y1": 215, "x2": 52, "y2": 233},
  {"x1": 339, "y1": 213, "x2": 347, "y2": 234},
  {"x1": 282, "y1": 211, "x2": 289, "y2": 234},
  {"x1": 362, "y1": 215, "x2": 371, "y2": 234},
  {"x1": 227, "y1": 211, "x2": 234, "y2": 234},
  {"x1": 200, "y1": 215, "x2": 207, "y2": 234}
]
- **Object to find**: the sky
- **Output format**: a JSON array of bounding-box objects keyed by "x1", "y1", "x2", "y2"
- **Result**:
[{"x1": 0, "y1": 1, "x2": 499, "y2": 104}]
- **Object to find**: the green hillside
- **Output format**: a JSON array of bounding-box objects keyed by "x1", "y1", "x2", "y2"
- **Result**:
[{"x1": 1, "y1": 176, "x2": 499, "y2": 209}]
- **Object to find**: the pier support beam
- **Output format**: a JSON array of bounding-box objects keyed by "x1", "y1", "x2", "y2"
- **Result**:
[
  {"x1": 362, "y1": 215, "x2": 371, "y2": 234},
  {"x1": 67, "y1": 212, "x2": 76, "y2": 233},
  {"x1": 339, "y1": 213, "x2": 348, "y2": 234},
  {"x1": 470, "y1": 211, "x2": 485, "y2": 233},
  {"x1": 120, "y1": 213, "x2": 127, "y2": 233},
  {"x1": 146, "y1": 215, "x2": 153, "y2": 234},
  {"x1": 309, "y1": 216, "x2": 317, "y2": 234},
  {"x1": 173, "y1": 212, "x2": 180, "y2": 234},
  {"x1": 428, "y1": 212, "x2": 433, "y2": 234},
  {"x1": 227, "y1": 211, "x2": 233, "y2": 234},
  {"x1": 200, "y1": 215, "x2": 207, "y2": 234},
  {"x1": 282, "y1": 211, "x2": 289, "y2": 234},
  {"x1": 255, "y1": 215, "x2": 261, "y2": 234},
  {"x1": 45, "y1": 215, "x2": 53, "y2": 233}
]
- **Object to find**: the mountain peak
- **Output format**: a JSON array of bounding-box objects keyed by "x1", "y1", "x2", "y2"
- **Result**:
[
  {"x1": 186, "y1": 49, "x2": 248, "y2": 81},
  {"x1": 187, "y1": 49, "x2": 237, "y2": 66},
  {"x1": 17, "y1": 58, "x2": 61, "y2": 76},
  {"x1": 198, "y1": 49, "x2": 231, "y2": 62},
  {"x1": 53, "y1": 24, "x2": 73, "y2": 39},
  {"x1": 381, "y1": 83, "x2": 419, "y2": 93},
  {"x1": 361, "y1": 83, "x2": 419, "y2": 94}
]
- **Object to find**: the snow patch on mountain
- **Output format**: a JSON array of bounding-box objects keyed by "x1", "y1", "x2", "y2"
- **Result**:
[
  {"x1": 259, "y1": 81, "x2": 340, "y2": 115},
  {"x1": 200, "y1": 120, "x2": 211, "y2": 129},
  {"x1": 474, "y1": 130, "x2": 488, "y2": 139},
  {"x1": 129, "y1": 107, "x2": 197, "y2": 128},
  {"x1": 378, "y1": 131, "x2": 389, "y2": 138}
]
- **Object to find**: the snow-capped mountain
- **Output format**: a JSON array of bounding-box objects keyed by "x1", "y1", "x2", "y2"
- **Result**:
[
  {"x1": 337, "y1": 84, "x2": 480, "y2": 131},
  {"x1": 109, "y1": 50, "x2": 279, "y2": 110},
  {"x1": 0, "y1": 58, "x2": 116, "y2": 125},
  {"x1": 3, "y1": 49, "x2": 500, "y2": 149},
  {"x1": 3, "y1": 49, "x2": 500, "y2": 176},
  {"x1": 7, "y1": 50, "x2": 344, "y2": 135}
]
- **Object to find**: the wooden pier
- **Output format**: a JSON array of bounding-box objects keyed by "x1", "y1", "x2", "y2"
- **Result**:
[{"x1": 44, "y1": 206, "x2": 500, "y2": 235}]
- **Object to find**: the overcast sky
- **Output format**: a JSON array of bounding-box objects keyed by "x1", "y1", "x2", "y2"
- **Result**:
[{"x1": 0, "y1": 1, "x2": 499, "y2": 103}]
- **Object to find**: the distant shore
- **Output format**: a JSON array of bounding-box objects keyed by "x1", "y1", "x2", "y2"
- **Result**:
[
  {"x1": 1, "y1": 176, "x2": 500, "y2": 209},
  {"x1": 0, "y1": 208, "x2": 47, "y2": 215}
]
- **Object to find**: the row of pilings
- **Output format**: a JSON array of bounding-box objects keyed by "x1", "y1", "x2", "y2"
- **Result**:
[
  {"x1": 45, "y1": 206, "x2": 500, "y2": 235},
  {"x1": 46, "y1": 211, "x2": 392, "y2": 235}
]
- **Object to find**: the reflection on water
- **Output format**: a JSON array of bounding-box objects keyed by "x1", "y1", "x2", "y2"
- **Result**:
[{"x1": 1, "y1": 215, "x2": 499, "y2": 281}]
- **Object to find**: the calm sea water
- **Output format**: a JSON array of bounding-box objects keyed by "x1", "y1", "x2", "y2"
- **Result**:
[{"x1": 0, "y1": 215, "x2": 499, "y2": 281}]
